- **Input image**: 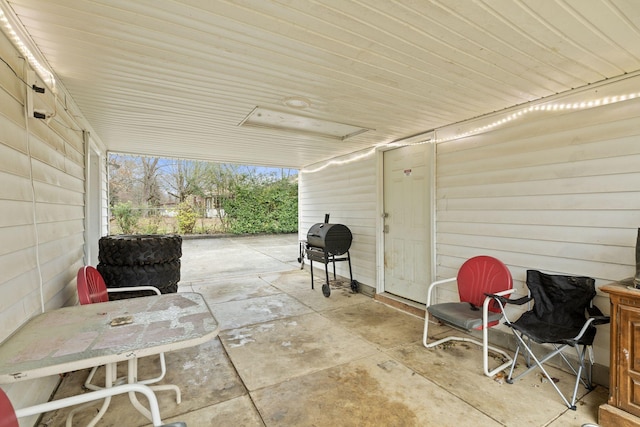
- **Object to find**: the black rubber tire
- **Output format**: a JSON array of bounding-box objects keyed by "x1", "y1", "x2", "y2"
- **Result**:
[
  {"x1": 107, "y1": 287, "x2": 160, "y2": 300},
  {"x1": 98, "y1": 261, "x2": 180, "y2": 294},
  {"x1": 98, "y1": 235, "x2": 182, "y2": 266}
]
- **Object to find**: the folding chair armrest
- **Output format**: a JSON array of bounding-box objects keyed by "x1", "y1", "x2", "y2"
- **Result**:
[
  {"x1": 486, "y1": 288, "x2": 515, "y2": 299},
  {"x1": 590, "y1": 316, "x2": 610, "y2": 326},
  {"x1": 483, "y1": 289, "x2": 522, "y2": 324},
  {"x1": 485, "y1": 292, "x2": 530, "y2": 306},
  {"x1": 426, "y1": 277, "x2": 456, "y2": 307},
  {"x1": 482, "y1": 288, "x2": 515, "y2": 310},
  {"x1": 574, "y1": 317, "x2": 596, "y2": 341},
  {"x1": 481, "y1": 289, "x2": 515, "y2": 323},
  {"x1": 587, "y1": 305, "x2": 610, "y2": 326},
  {"x1": 107, "y1": 286, "x2": 161, "y2": 295}
]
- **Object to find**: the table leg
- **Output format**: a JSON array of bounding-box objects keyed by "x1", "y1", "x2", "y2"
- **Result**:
[
  {"x1": 127, "y1": 358, "x2": 154, "y2": 421},
  {"x1": 127, "y1": 358, "x2": 182, "y2": 421},
  {"x1": 65, "y1": 362, "x2": 116, "y2": 427}
]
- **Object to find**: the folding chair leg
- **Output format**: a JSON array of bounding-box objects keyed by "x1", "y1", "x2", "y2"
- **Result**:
[
  {"x1": 507, "y1": 332, "x2": 582, "y2": 410},
  {"x1": 507, "y1": 343, "x2": 521, "y2": 380}
]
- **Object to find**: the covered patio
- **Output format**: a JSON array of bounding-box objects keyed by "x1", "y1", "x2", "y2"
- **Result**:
[
  {"x1": 40, "y1": 234, "x2": 606, "y2": 426},
  {"x1": 2, "y1": 2, "x2": 640, "y2": 425}
]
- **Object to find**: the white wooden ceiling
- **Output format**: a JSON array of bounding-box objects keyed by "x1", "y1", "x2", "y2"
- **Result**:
[{"x1": 5, "y1": 0, "x2": 640, "y2": 169}]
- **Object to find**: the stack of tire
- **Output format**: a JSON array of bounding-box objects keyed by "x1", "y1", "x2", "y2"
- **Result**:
[{"x1": 97, "y1": 234, "x2": 182, "y2": 300}]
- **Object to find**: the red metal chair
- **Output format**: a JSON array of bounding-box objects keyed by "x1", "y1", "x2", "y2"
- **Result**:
[
  {"x1": 77, "y1": 265, "x2": 162, "y2": 304},
  {"x1": 0, "y1": 387, "x2": 17, "y2": 427},
  {"x1": 0, "y1": 384, "x2": 184, "y2": 427},
  {"x1": 76, "y1": 266, "x2": 179, "y2": 401},
  {"x1": 422, "y1": 255, "x2": 515, "y2": 377}
]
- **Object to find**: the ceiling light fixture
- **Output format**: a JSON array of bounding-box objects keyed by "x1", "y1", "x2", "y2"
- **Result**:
[
  {"x1": 0, "y1": 3, "x2": 56, "y2": 92},
  {"x1": 239, "y1": 107, "x2": 370, "y2": 140},
  {"x1": 282, "y1": 96, "x2": 311, "y2": 109}
]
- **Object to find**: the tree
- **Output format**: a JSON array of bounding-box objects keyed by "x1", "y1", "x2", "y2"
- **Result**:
[
  {"x1": 163, "y1": 159, "x2": 200, "y2": 202},
  {"x1": 141, "y1": 157, "x2": 161, "y2": 208},
  {"x1": 107, "y1": 153, "x2": 299, "y2": 235},
  {"x1": 109, "y1": 155, "x2": 142, "y2": 206}
]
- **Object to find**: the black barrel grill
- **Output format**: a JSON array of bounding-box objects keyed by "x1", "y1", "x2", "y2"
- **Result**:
[{"x1": 300, "y1": 215, "x2": 357, "y2": 297}]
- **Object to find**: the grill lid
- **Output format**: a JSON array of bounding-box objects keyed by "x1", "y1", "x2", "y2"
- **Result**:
[{"x1": 306, "y1": 223, "x2": 352, "y2": 255}]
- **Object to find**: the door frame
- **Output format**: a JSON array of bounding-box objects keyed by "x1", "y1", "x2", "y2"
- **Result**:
[
  {"x1": 375, "y1": 136, "x2": 437, "y2": 299},
  {"x1": 84, "y1": 133, "x2": 104, "y2": 267}
]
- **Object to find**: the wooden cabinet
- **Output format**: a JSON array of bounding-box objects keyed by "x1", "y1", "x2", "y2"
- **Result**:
[{"x1": 600, "y1": 279, "x2": 640, "y2": 427}]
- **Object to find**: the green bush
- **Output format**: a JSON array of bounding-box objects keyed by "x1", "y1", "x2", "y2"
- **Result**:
[
  {"x1": 141, "y1": 216, "x2": 161, "y2": 234},
  {"x1": 223, "y1": 180, "x2": 298, "y2": 234},
  {"x1": 177, "y1": 202, "x2": 197, "y2": 234},
  {"x1": 112, "y1": 202, "x2": 140, "y2": 234}
]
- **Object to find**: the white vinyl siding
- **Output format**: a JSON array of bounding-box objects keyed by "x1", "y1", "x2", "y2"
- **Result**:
[
  {"x1": 0, "y1": 34, "x2": 86, "y2": 419},
  {"x1": 299, "y1": 152, "x2": 378, "y2": 289},
  {"x1": 299, "y1": 77, "x2": 640, "y2": 372},
  {"x1": 434, "y1": 82, "x2": 640, "y2": 367}
]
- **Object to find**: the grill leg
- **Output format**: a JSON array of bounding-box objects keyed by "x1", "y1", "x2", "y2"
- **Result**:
[
  {"x1": 322, "y1": 251, "x2": 331, "y2": 297},
  {"x1": 324, "y1": 260, "x2": 331, "y2": 287},
  {"x1": 309, "y1": 258, "x2": 314, "y2": 289},
  {"x1": 332, "y1": 254, "x2": 337, "y2": 280},
  {"x1": 298, "y1": 241, "x2": 305, "y2": 269}
]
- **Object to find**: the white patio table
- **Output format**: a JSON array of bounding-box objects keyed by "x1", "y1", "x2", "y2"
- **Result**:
[{"x1": 0, "y1": 292, "x2": 218, "y2": 426}]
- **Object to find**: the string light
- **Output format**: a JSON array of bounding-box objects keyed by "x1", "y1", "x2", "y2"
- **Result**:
[
  {"x1": 302, "y1": 147, "x2": 378, "y2": 174},
  {"x1": 0, "y1": 6, "x2": 56, "y2": 92},
  {"x1": 302, "y1": 90, "x2": 639, "y2": 174},
  {"x1": 435, "y1": 91, "x2": 639, "y2": 144}
]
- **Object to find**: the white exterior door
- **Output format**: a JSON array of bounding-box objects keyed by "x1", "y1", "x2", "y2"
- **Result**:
[{"x1": 383, "y1": 143, "x2": 432, "y2": 304}]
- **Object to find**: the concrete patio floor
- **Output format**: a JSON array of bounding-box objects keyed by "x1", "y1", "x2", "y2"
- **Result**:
[{"x1": 41, "y1": 234, "x2": 607, "y2": 426}]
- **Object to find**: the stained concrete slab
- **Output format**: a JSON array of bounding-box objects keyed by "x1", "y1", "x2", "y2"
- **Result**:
[
  {"x1": 162, "y1": 395, "x2": 264, "y2": 426},
  {"x1": 260, "y1": 268, "x2": 319, "y2": 293},
  {"x1": 263, "y1": 269, "x2": 372, "y2": 311},
  {"x1": 210, "y1": 293, "x2": 314, "y2": 330},
  {"x1": 548, "y1": 384, "x2": 607, "y2": 426},
  {"x1": 251, "y1": 353, "x2": 502, "y2": 427},
  {"x1": 179, "y1": 235, "x2": 298, "y2": 282},
  {"x1": 191, "y1": 275, "x2": 282, "y2": 304},
  {"x1": 41, "y1": 234, "x2": 608, "y2": 426},
  {"x1": 326, "y1": 299, "x2": 427, "y2": 350},
  {"x1": 42, "y1": 338, "x2": 245, "y2": 426},
  {"x1": 388, "y1": 339, "x2": 601, "y2": 427},
  {"x1": 220, "y1": 311, "x2": 379, "y2": 390}
]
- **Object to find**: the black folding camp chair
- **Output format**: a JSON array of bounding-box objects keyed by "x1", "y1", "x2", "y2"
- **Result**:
[{"x1": 488, "y1": 270, "x2": 609, "y2": 410}]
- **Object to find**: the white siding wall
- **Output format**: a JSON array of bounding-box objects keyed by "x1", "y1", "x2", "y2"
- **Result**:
[
  {"x1": 435, "y1": 78, "x2": 640, "y2": 367},
  {"x1": 299, "y1": 77, "x2": 640, "y2": 372},
  {"x1": 299, "y1": 152, "x2": 378, "y2": 289},
  {"x1": 0, "y1": 33, "x2": 87, "y2": 419}
]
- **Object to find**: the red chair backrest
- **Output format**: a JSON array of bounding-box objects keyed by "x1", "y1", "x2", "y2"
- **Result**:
[
  {"x1": 77, "y1": 266, "x2": 109, "y2": 305},
  {"x1": 457, "y1": 256, "x2": 512, "y2": 313},
  {"x1": 0, "y1": 388, "x2": 18, "y2": 427}
]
